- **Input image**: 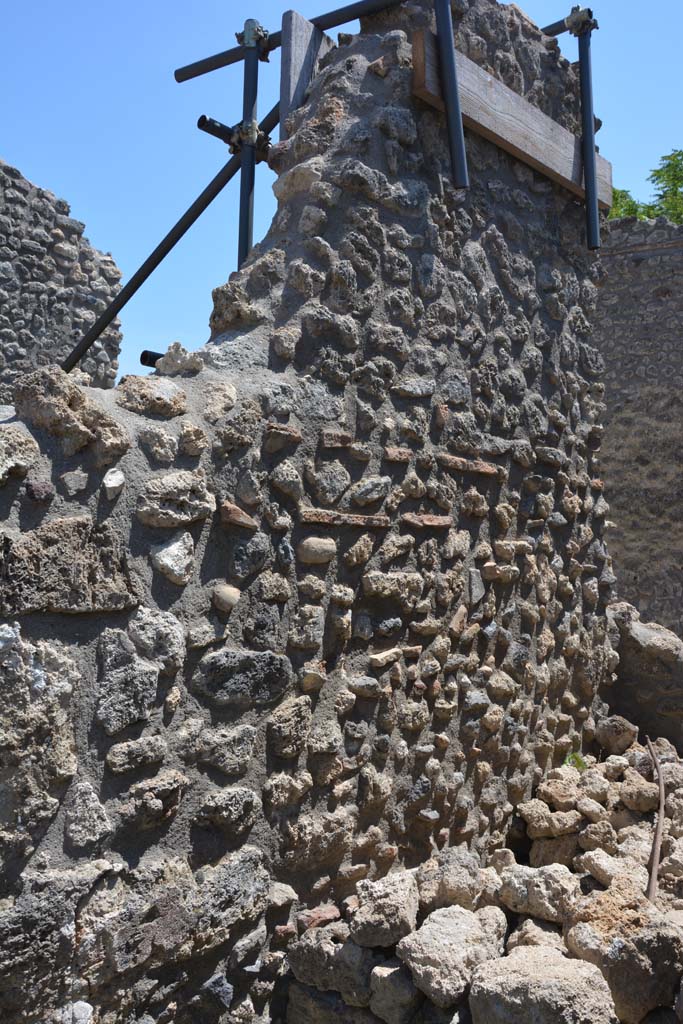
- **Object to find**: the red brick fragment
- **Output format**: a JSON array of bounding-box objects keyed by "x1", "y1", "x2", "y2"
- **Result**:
[
  {"x1": 437, "y1": 452, "x2": 501, "y2": 478},
  {"x1": 400, "y1": 513, "x2": 452, "y2": 528},
  {"x1": 321, "y1": 429, "x2": 353, "y2": 448},
  {"x1": 296, "y1": 904, "x2": 341, "y2": 933},
  {"x1": 383, "y1": 446, "x2": 413, "y2": 463},
  {"x1": 219, "y1": 500, "x2": 259, "y2": 530}
]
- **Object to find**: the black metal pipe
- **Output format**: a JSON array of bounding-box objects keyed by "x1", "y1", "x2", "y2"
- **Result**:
[
  {"x1": 541, "y1": 16, "x2": 570, "y2": 36},
  {"x1": 61, "y1": 102, "x2": 280, "y2": 373},
  {"x1": 197, "y1": 114, "x2": 235, "y2": 145},
  {"x1": 238, "y1": 23, "x2": 260, "y2": 269},
  {"x1": 578, "y1": 28, "x2": 600, "y2": 249},
  {"x1": 174, "y1": 0, "x2": 404, "y2": 83},
  {"x1": 434, "y1": 0, "x2": 469, "y2": 189},
  {"x1": 541, "y1": 8, "x2": 594, "y2": 37},
  {"x1": 140, "y1": 350, "x2": 165, "y2": 368}
]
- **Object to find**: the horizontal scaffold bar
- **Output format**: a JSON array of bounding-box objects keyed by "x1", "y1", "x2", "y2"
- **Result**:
[{"x1": 174, "y1": 0, "x2": 404, "y2": 83}]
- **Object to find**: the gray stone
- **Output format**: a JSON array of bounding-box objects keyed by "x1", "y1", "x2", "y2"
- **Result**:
[
  {"x1": 0, "y1": 516, "x2": 137, "y2": 615},
  {"x1": 64, "y1": 782, "x2": 112, "y2": 851},
  {"x1": 287, "y1": 982, "x2": 381, "y2": 1024},
  {"x1": 351, "y1": 872, "x2": 419, "y2": 948},
  {"x1": 267, "y1": 696, "x2": 312, "y2": 758},
  {"x1": 105, "y1": 735, "x2": 167, "y2": 775},
  {"x1": 469, "y1": 947, "x2": 618, "y2": 1024},
  {"x1": 195, "y1": 787, "x2": 259, "y2": 833},
  {"x1": 288, "y1": 920, "x2": 385, "y2": 1007},
  {"x1": 191, "y1": 648, "x2": 293, "y2": 707},
  {"x1": 370, "y1": 959, "x2": 423, "y2": 1024},
  {"x1": 499, "y1": 863, "x2": 580, "y2": 924},
  {"x1": 396, "y1": 906, "x2": 507, "y2": 1008}
]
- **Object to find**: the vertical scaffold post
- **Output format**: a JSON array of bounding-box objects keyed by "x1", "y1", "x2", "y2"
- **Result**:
[
  {"x1": 238, "y1": 19, "x2": 263, "y2": 268},
  {"x1": 434, "y1": 0, "x2": 469, "y2": 189},
  {"x1": 578, "y1": 25, "x2": 600, "y2": 249}
]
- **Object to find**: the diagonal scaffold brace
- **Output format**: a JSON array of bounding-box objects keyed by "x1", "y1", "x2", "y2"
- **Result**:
[
  {"x1": 61, "y1": 103, "x2": 280, "y2": 373},
  {"x1": 541, "y1": 6, "x2": 601, "y2": 250}
]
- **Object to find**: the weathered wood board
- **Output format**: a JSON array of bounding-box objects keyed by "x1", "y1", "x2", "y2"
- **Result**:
[
  {"x1": 280, "y1": 11, "x2": 334, "y2": 141},
  {"x1": 413, "y1": 28, "x2": 612, "y2": 209}
]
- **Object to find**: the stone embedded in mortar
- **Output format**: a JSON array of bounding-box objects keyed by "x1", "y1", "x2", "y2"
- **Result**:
[
  {"x1": 118, "y1": 769, "x2": 189, "y2": 829},
  {"x1": 138, "y1": 425, "x2": 179, "y2": 464},
  {"x1": 267, "y1": 696, "x2": 313, "y2": 758},
  {"x1": 155, "y1": 341, "x2": 205, "y2": 376},
  {"x1": 0, "y1": 516, "x2": 137, "y2": 615},
  {"x1": 116, "y1": 375, "x2": 187, "y2": 418},
  {"x1": 195, "y1": 786, "x2": 260, "y2": 833},
  {"x1": 150, "y1": 530, "x2": 195, "y2": 585},
  {"x1": 191, "y1": 648, "x2": 293, "y2": 707},
  {"x1": 106, "y1": 735, "x2": 167, "y2": 775},
  {"x1": 0, "y1": 424, "x2": 39, "y2": 485},
  {"x1": 195, "y1": 723, "x2": 257, "y2": 776},
  {"x1": 64, "y1": 782, "x2": 112, "y2": 852},
  {"x1": 0, "y1": 623, "x2": 78, "y2": 875},
  {"x1": 102, "y1": 467, "x2": 125, "y2": 499},
  {"x1": 14, "y1": 367, "x2": 130, "y2": 465},
  {"x1": 136, "y1": 469, "x2": 215, "y2": 527}
]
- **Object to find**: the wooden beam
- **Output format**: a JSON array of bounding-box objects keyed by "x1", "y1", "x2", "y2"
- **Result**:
[
  {"x1": 413, "y1": 29, "x2": 612, "y2": 209},
  {"x1": 280, "y1": 11, "x2": 334, "y2": 141}
]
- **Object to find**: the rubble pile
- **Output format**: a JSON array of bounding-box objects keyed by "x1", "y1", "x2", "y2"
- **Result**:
[{"x1": 285, "y1": 723, "x2": 683, "y2": 1023}]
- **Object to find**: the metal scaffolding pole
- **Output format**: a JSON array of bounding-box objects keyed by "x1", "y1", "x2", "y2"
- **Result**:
[
  {"x1": 540, "y1": 7, "x2": 600, "y2": 250},
  {"x1": 578, "y1": 27, "x2": 600, "y2": 249},
  {"x1": 61, "y1": 103, "x2": 280, "y2": 373},
  {"x1": 434, "y1": 0, "x2": 469, "y2": 189},
  {"x1": 238, "y1": 20, "x2": 262, "y2": 268},
  {"x1": 174, "y1": 0, "x2": 404, "y2": 82}
]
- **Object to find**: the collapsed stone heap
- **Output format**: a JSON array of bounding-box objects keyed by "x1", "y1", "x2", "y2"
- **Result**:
[
  {"x1": 0, "y1": 158, "x2": 122, "y2": 402},
  {"x1": 286, "y1": 723, "x2": 683, "y2": 1024},
  {"x1": 0, "y1": 1, "x2": 659, "y2": 1022}
]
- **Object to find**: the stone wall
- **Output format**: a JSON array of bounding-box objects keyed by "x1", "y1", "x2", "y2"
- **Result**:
[
  {"x1": 592, "y1": 217, "x2": 683, "y2": 636},
  {"x1": 0, "y1": 2, "x2": 621, "y2": 1022},
  {"x1": 0, "y1": 159, "x2": 122, "y2": 403}
]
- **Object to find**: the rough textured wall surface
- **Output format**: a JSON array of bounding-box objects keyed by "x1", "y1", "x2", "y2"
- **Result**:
[
  {"x1": 0, "y1": 2, "x2": 620, "y2": 1022},
  {"x1": 592, "y1": 216, "x2": 683, "y2": 637},
  {"x1": 0, "y1": 158, "x2": 122, "y2": 402}
]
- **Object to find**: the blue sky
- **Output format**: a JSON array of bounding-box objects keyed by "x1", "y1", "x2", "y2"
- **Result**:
[{"x1": 2, "y1": 0, "x2": 680, "y2": 378}]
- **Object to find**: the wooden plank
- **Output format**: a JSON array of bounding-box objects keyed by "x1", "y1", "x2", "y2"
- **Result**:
[
  {"x1": 280, "y1": 11, "x2": 334, "y2": 141},
  {"x1": 413, "y1": 28, "x2": 612, "y2": 209}
]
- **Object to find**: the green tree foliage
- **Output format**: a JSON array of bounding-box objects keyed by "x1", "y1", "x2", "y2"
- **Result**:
[
  {"x1": 649, "y1": 149, "x2": 683, "y2": 224},
  {"x1": 609, "y1": 150, "x2": 683, "y2": 224},
  {"x1": 609, "y1": 187, "x2": 650, "y2": 220}
]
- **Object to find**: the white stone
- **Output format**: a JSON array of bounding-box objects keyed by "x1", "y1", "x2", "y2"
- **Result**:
[
  {"x1": 151, "y1": 531, "x2": 194, "y2": 585},
  {"x1": 102, "y1": 467, "x2": 125, "y2": 499}
]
